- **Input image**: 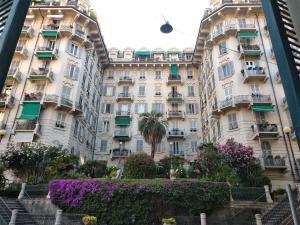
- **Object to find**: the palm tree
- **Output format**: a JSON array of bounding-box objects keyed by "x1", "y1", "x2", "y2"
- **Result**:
[{"x1": 138, "y1": 112, "x2": 168, "y2": 159}]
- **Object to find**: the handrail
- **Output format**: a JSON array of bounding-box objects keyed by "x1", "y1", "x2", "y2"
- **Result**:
[{"x1": 0, "y1": 197, "x2": 12, "y2": 224}]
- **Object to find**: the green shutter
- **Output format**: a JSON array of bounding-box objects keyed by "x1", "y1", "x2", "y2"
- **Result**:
[
  {"x1": 251, "y1": 105, "x2": 275, "y2": 112},
  {"x1": 238, "y1": 32, "x2": 257, "y2": 38},
  {"x1": 17, "y1": 103, "x2": 41, "y2": 120},
  {"x1": 115, "y1": 118, "x2": 131, "y2": 125},
  {"x1": 170, "y1": 65, "x2": 178, "y2": 76},
  {"x1": 134, "y1": 51, "x2": 151, "y2": 57}
]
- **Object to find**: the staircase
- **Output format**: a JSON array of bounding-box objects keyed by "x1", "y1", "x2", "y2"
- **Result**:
[
  {"x1": 262, "y1": 192, "x2": 299, "y2": 225},
  {"x1": 0, "y1": 197, "x2": 37, "y2": 225}
]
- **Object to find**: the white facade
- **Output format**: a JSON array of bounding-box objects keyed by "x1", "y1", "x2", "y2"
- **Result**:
[
  {"x1": 0, "y1": 0, "x2": 109, "y2": 163},
  {"x1": 96, "y1": 48, "x2": 201, "y2": 166},
  {"x1": 194, "y1": 0, "x2": 300, "y2": 189}
]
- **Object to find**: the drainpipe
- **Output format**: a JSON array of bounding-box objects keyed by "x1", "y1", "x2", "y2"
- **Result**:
[
  {"x1": 255, "y1": 13, "x2": 296, "y2": 182},
  {"x1": 8, "y1": 8, "x2": 45, "y2": 142}
]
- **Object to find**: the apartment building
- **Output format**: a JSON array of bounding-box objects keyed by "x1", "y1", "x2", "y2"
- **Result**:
[
  {"x1": 0, "y1": 0, "x2": 109, "y2": 162},
  {"x1": 193, "y1": 0, "x2": 300, "y2": 189},
  {"x1": 96, "y1": 47, "x2": 201, "y2": 167}
]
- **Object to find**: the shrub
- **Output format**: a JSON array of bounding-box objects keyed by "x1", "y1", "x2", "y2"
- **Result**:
[
  {"x1": 82, "y1": 215, "x2": 97, "y2": 225},
  {"x1": 50, "y1": 179, "x2": 230, "y2": 225},
  {"x1": 162, "y1": 217, "x2": 176, "y2": 224},
  {"x1": 157, "y1": 156, "x2": 185, "y2": 178},
  {"x1": 105, "y1": 166, "x2": 119, "y2": 179},
  {"x1": 123, "y1": 153, "x2": 156, "y2": 179},
  {"x1": 0, "y1": 163, "x2": 6, "y2": 189},
  {"x1": 80, "y1": 161, "x2": 107, "y2": 178}
]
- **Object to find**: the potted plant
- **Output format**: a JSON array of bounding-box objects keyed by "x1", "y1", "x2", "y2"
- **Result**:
[
  {"x1": 162, "y1": 217, "x2": 176, "y2": 225},
  {"x1": 82, "y1": 215, "x2": 97, "y2": 225}
]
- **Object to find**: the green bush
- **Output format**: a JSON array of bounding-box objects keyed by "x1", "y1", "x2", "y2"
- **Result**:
[
  {"x1": 0, "y1": 163, "x2": 6, "y2": 189},
  {"x1": 123, "y1": 153, "x2": 156, "y2": 179},
  {"x1": 50, "y1": 179, "x2": 230, "y2": 225},
  {"x1": 105, "y1": 166, "x2": 119, "y2": 179},
  {"x1": 157, "y1": 156, "x2": 185, "y2": 178},
  {"x1": 80, "y1": 160, "x2": 107, "y2": 178}
]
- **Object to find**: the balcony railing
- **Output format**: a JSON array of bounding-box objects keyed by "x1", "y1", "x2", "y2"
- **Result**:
[
  {"x1": 117, "y1": 93, "x2": 133, "y2": 101},
  {"x1": 21, "y1": 25, "x2": 34, "y2": 38},
  {"x1": 43, "y1": 24, "x2": 59, "y2": 31},
  {"x1": 212, "y1": 29, "x2": 224, "y2": 41},
  {"x1": 37, "y1": 46, "x2": 56, "y2": 52},
  {"x1": 114, "y1": 130, "x2": 130, "y2": 137},
  {"x1": 7, "y1": 68, "x2": 22, "y2": 83},
  {"x1": 15, "y1": 120, "x2": 39, "y2": 131},
  {"x1": 256, "y1": 123, "x2": 278, "y2": 132},
  {"x1": 111, "y1": 148, "x2": 131, "y2": 158},
  {"x1": 0, "y1": 94, "x2": 14, "y2": 107},
  {"x1": 251, "y1": 123, "x2": 279, "y2": 139},
  {"x1": 242, "y1": 67, "x2": 266, "y2": 82},
  {"x1": 118, "y1": 77, "x2": 134, "y2": 84},
  {"x1": 24, "y1": 93, "x2": 43, "y2": 102},
  {"x1": 234, "y1": 95, "x2": 251, "y2": 105},
  {"x1": 251, "y1": 94, "x2": 272, "y2": 105},
  {"x1": 238, "y1": 23, "x2": 256, "y2": 30},
  {"x1": 240, "y1": 45, "x2": 261, "y2": 56},
  {"x1": 167, "y1": 129, "x2": 185, "y2": 138},
  {"x1": 116, "y1": 111, "x2": 131, "y2": 117},
  {"x1": 262, "y1": 155, "x2": 287, "y2": 169},
  {"x1": 168, "y1": 93, "x2": 183, "y2": 99},
  {"x1": 15, "y1": 46, "x2": 28, "y2": 58},
  {"x1": 167, "y1": 75, "x2": 183, "y2": 85},
  {"x1": 29, "y1": 68, "x2": 54, "y2": 81},
  {"x1": 167, "y1": 111, "x2": 185, "y2": 119},
  {"x1": 220, "y1": 98, "x2": 234, "y2": 109}
]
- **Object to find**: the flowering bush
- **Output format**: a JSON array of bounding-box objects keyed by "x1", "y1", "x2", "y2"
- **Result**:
[
  {"x1": 162, "y1": 217, "x2": 176, "y2": 224},
  {"x1": 50, "y1": 179, "x2": 230, "y2": 225},
  {"x1": 217, "y1": 139, "x2": 254, "y2": 170},
  {"x1": 82, "y1": 215, "x2": 97, "y2": 225}
]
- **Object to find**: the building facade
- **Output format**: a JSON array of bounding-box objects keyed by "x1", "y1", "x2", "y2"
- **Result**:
[
  {"x1": 193, "y1": 0, "x2": 300, "y2": 189},
  {"x1": 0, "y1": 0, "x2": 109, "y2": 163},
  {"x1": 96, "y1": 47, "x2": 201, "y2": 167}
]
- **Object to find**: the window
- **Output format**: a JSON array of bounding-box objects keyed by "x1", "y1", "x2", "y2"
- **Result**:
[
  {"x1": 103, "y1": 121, "x2": 110, "y2": 132},
  {"x1": 219, "y1": 41, "x2": 227, "y2": 55},
  {"x1": 186, "y1": 103, "x2": 199, "y2": 114},
  {"x1": 68, "y1": 64, "x2": 79, "y2": 80},
  {"x1": 124, "y1": 71, "x2": 130, "y2": 78},
  {"x1": 73, "y1": 120, "x2": 79, "y2": 137},
  {"x1": 186, "y1": 55, "x2": 192, "y2": 61},
  {"x1": 218, "y1": 62, "x2": 235, "y2": 80},
  {"x1": 217, "y1": 121, "x2": 221, "y2": 138},
  {"x1": 224, "y1": 85, "x2": 233, "y2": 100},
  {"x1": 68, "y1": 42, "x2": 79, "y2": 56},
  {"x1": 255, "y1": 112, "x2": 266, "y2": 124},
  {"x1": 62, "y1": 85, "x2": 71, "y2": 99},
  {"x1": 250, "y1": 83, "x2": 260, "y2": 94},
  {"x1": 105, "y1": 86, "x2": 115, "y2": 96},
  {"x1": 107, "y1": 71, "x2": 114, "y2": 79},
  {"x1": 102, "y1": 103, "x2": 113, "y2": 114},
  {"x1": 191, "y1": 141, "x2": 198, "y2": 153},
  {"x1": 152, "y1": 103, "x2": 164, "y2": 113},
  {"x1": 190, "y1": 120, "x2": 197, "y2": 132},
  {"x1": 170, "y1": 141, "x2": 182, "y2": 155},
  {"x1": 228, "y1": 113, "x2": 238, "y2": 130},
  {"x1": 136, "y1": 140, "x2": 143, "y2": 152},
  {"x1": 188, "y1": 86, "x2": 195, "y2": 96},
  {"x1": 261, "y1": 141, "x2": 272, "y2": 157},
  {"x1": 155, "y1": 86, "x2": 161, "y2": 96},
  {"x1": 100, "y1": 140, "x2": 108, "y2": 152},
  {"x1": 155, "y1": 71, "x2": 161, "y2": 79},
  {"x1": 139, "y1": 70, "x2": 146, "y2": 79},
  {"x1": 55, "y1": 112, "x2": 66, "y2": 129},
  {"x1": 136, "y1": 103, "x2": 146, "y2": 114},
  {"x1": 187, "y1": 70, "x2": 193, "y2": 79},
  {"x1": 138, "y1": 86, "x2": 145, "y2": 96},
  {"x1": 156, "y1": 142, "x2": 164, "y2": 153}
]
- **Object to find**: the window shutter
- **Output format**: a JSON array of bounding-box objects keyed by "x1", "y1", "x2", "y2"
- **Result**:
[
  {"x1": 152, "y1": 103, "x2": 155, "y2": 113},
  {"x1": 66, "y1": 41, "x2": 72, "y2": 54},
  {"x1": 65, "y1": 63, "x2": 71, "y2": 76},
  {"x1": 113, "y1": 87, "x2": 116, "y2": 96},
  {"x1": 110, "y1": 104, "x2": 114, "y2": 114},
  {"x1": 74, "y1": 66, "x2": 80, "y2": 80},
  {"x1": 161, "y1": 103, "x2": 165, "y2": 114},
  {"x1": 218, "y1": 66, "x2": 223, "y2": 80},
  {"x1": 186, "y1": 104, "x2": 189, "y2": 114},
  {"x1": 103, "y1": 86, "x2": 107, "y2": 96},
  {"x1": 101, "y1": 103, "x2": 105, "y2": 113},
  {"x1": 98, "y1": 120, "x2": 103, "y2": 132},
  {"x1": 77, "y1": 47, "x2": 82, "y2": 58},
  {"x1": 135, "y1": 104, "x2": 138, "y2": 114},
  {"x1": 144, "y1": 103, "x2": 148, "y2": 113},
  {"x1": 195, "y1": 103, "x2": 200, "y2": 114},
  {"x1": 229, "y1": 61, "x2": 235, "y2": 75}
]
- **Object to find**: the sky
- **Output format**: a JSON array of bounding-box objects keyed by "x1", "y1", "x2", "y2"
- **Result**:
[{"x1": 90, "y1": 0, "x2": 209, "y2": 50}]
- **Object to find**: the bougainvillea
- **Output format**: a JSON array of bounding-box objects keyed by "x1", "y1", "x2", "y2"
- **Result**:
[
  {"x1": 217, "y1": 138, "x2": 254, "y2": 170},
  {"x1": 50, "y1": 179, "x2": 230, "y2": 225}
]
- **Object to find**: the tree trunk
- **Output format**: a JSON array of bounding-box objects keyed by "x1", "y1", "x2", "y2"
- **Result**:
[{"x1": 151, "y1": 142, "x2": 155, "y2": 159}]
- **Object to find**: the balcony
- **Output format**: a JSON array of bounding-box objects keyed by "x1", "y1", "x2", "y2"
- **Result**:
[
  {"x1": 261, "y1": 155, "x2": 287, "y2": 171},
  {"x1": 212, "y1": 29, "x2": 225, "y2": 42},
  {"x1": 167, "y1": 75, "x2": 183, "y2": 85},
  {"x1": 114, "y1": 130, "x2": 131, "y2": 141},
  {"x1": 71, "y1": 29, "x2": 86, "y2": 44},
  {"x1": 115, "y1": 111, "x2": 131, "y2": 118},
  {"x1": 29, "y1": 68, "x2": 54, "y2": 82},
  {"x1": 167, "y1": 111, "x2": 185, "y2": 120},
  {"x1": 41, "y1": 24, "x2": 60, "y2": 38},
  {"x1": 20, "y1": 25, "x2": 34, "y2": 38},
  {"x1": 14, "y1": 46, "x2": 28, "y2": 59},
  {"x1": 110, "y1": 148, "x2": 131, "y2": 159},
  {"x1": 36, "y1": 47, "x2": 58, "y2": 60},
  {"x1": 118, "y1": 77, "x2": 134, "y2": 85},
  {"x1": 6, "y1": 68, "x2": 22, "y2": 84},
  {"x1": 234, "y1": 95, "x2": 251, "y2": 107},
  {"x1": 219, "y1": 96, "x2": 251, "y2": 112},
  {"x1": 205, "y1": 34, "x2": 213, "y2": 47},
  {"x1": 225, "y1": 24, "x2": 237, "y2": 35},
  {"x1": 116, "y1": 93, "x2": 133, "y2": 102},
  {"x1": 0, "y1": 94, "x2": 14, "y2": 108},
  {"x1": 167, "y1": 129, "x2": 186, "y2": 139},
  {"x1": 251, "y1": 123, "x2": 280, "y2": 140},
  {"x1": 251, "y1": 94, "x2": 272, "y2": 106},
  {"x1": 219, "y1": 98, "x2": 234, "y2": 112},
  {"x1": 241, "y1": 67, "x2": 267, "y2": 83},
  {"x1": 211, "y1": 104, "x2": 220, "y2": 116},
  {"x1": 15, "y1": 120, "x2": 41, "y2": 137},
  {"x1": 24, "y1": 92, "x2": 43, "y2": 103},
  {"x1": 239, "y1": 44, "x2": 261, "y2": 57},
  {"x1": 59, "y1": 25, "x2": 73, "y2": 36},
  {"x1": 84, "y1": 36, "x2": 93, "y2": 49},
  {"x1": 238, "y1": 23, "x2": 257, "y2": 32},
  {"x1": 167, "y1": 93, "x2": 184, "y2": 104}
]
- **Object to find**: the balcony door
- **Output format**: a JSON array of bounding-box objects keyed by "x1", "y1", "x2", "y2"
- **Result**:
[
  {"x1": 224, "y1": 85, "x2": 232, "y2": 100},
  {"x1": 123, "y1": 86, "x2": 129, "y2": 95},
  {"x1": 171, "y1": 86, "x2": 177, "y2": 95},
  {"x1": 255, "y1": 112, "x2": 266, "y2": 124},
  {"x1": 120, "y1": 104, "x2": 129, "y2": 113},
  {"x1": 171, "y1": 103, "x2": 178, "y2": 112},
  {"x1": 170, "y1": 141, "x2": 182, "y2": 155},
  {"x1": 261, "y1": 141, "x2": 272, "y2": 157},
  {"x1": 47, "y1": 40, "x2": 55, "y2": 50}
]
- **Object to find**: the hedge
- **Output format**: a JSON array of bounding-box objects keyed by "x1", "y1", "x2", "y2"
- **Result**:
[{"x1": 50, "y1": 179, "x2": 230, "y2": 225}]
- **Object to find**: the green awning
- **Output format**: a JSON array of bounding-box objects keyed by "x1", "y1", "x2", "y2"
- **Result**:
[
  {"x1": 36, "y1": 53, "x2": 54, "y2": 59},
  {"x1": 134, "y1": 51, "x2": 151, "y2": 57},
  {"x1": 114, "y1": 137, "x2": 130, "y2": 141},
  {"x1": 244, "y1": 51, "x2": 261, "y2": 56},
  {"x1": 252, "y1": 105, "x2": 275, "y2": 112},
  {"x1": 170, "y1": 65, "x2": 178, "y2": 76},
  {"x1": 238, "y1": 32, "x2": 257, "y2": 38},
  {"x1": 115, "y1": 118, "x2": 131, "y2": 125},
  {"x1": 17, "y1": 103, "x2": 41, "y2": 120},
  {"x1": 42, "y1": 31, "x2": 58, "y2": 37}
]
